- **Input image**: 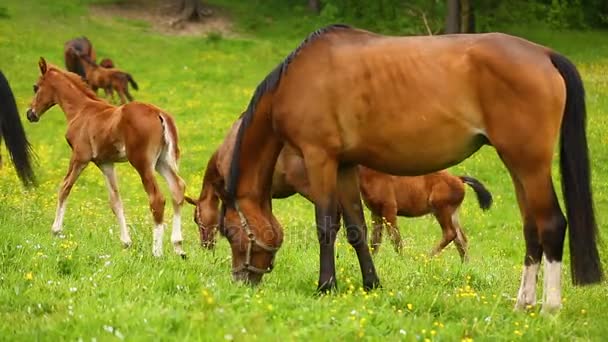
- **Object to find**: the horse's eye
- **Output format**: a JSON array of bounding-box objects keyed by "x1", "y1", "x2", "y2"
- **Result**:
[{"x1": 33, "y1": 84, "x2": 39, "y2": 93}]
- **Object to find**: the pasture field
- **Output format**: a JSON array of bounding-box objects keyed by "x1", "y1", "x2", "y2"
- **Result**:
[{"x1": 1, "y1": 1, "x2": 608, "y2": 340}]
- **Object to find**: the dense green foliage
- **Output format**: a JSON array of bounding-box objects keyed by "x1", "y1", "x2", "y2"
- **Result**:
[
  {"x1": 1, "y1": 0, "x2": 607, "y2": 340},
  {"x1": 240, "y1": 0, "x2": 608, "y2": 34}
]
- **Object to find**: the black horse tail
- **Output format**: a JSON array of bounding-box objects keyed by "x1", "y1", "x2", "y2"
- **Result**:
[
  {"x1": 126, "y1": 74, "x2": 138, "y2": 91},
  {"x1": 459, "y1": 176, "x2": 492, "y2": 210},
  {"x1": 0, "y1": 71, "x2": 36, "y2": 187},
  {"x1": 551, "y1": 51, "x2": 603, "y2": 285}
]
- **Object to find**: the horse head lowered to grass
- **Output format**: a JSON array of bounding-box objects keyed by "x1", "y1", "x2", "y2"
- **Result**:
[{"x1": 216, "y1": 24, "x2": 602, "y2": 312}]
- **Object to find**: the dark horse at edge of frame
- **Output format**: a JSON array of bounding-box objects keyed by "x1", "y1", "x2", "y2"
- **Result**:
[
  {"x1": 0, "y1": 70, "x2": 36, "y2": 187},
  {"x1": 218, "y1": 24, "x2": 602, "y2": 313}
]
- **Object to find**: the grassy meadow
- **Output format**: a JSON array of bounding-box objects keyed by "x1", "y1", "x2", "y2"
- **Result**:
[{"x1": 1, "y1": 0, "x2": 608, "y2": 340}]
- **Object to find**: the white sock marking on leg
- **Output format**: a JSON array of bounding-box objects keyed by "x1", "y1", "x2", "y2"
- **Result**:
[{"x1": 515, "y1": 262, "x2": 540, "y2": 309}]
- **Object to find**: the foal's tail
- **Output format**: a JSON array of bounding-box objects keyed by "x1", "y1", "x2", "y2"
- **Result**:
[
  {"x1": 0, "y1": 71, "x2": 36, "y2": 187},
  {"x1": 158, "y1": 113, "x2": 180, "y2": 169},
  {"x1": 126, "y1": 74, "x2": 138, "y2": 91},
  {"x1": 459, "y1": 176, "x2": 492, "y2": 210},
  {"x1": 551, "y1": 51, "x2": 603, "y2": 285}
]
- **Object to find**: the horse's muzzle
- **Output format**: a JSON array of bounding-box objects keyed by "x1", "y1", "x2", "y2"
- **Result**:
[
  {"x1": 232, "y1": 270, "x2": 263, "y2": 286},
  {"x1": 26, "y1": 109, "x2": 39, "y2": 122}
]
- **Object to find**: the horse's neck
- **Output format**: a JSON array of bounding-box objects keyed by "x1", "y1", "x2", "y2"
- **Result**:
[
  {"x1": 232, "y1": 107, "x2": 283, "y2": 206},
  {"x1": 53, "y1": 75, "x2": 102, "y2": 121}
]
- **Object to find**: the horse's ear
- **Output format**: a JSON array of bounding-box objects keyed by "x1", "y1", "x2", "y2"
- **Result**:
[
  {"x1": 211, "y1": 179, "x2": 230, "y2": 204},
  {"x1": 184, "y1": 196, "x2": 198, "y2": 206},
  {"x1": 38, "y1": 57, "x2": 47, "y2": 75}
]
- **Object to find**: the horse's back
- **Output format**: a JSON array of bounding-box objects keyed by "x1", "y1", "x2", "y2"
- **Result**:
[{"x1": 273, "y1": 30, "x2": 565, "y2": 176}]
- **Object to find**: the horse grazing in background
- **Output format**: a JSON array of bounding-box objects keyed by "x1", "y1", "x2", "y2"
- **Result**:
[
  {"x1": 26, "y1": 58, "x2": 186, "y2": 257},
  {"x1": 359, "y1": 167, "x2": 492, "y2": 260},
  {"x1": 100, "y1": 58, "x2": 115, "y2": 68},
  {"x1": 0, "y1": 71, "x2": 36, "y2": 186},
  {"x1": 78, "y1": 54, "x2": 139, "y2": 104},
  {"x1": 186, "y1": 119, "x2": 493, "y2": 262},
  {"x1": 219, "y1": 24, "x2": 602, "y2": 312},
  {"x1": 64, "y1": 37, "x2": 96, "y2": 80}
]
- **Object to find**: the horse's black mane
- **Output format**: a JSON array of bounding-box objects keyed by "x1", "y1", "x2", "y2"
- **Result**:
[{"x1": 226, "y1": 24, "x2": 351, "y2": 199}]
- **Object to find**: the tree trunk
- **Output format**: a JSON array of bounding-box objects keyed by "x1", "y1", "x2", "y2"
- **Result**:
[
  {"x1": 171, "y1": 0, "x2": 211, "y2": 26},
  {"x1": 445, "y1": 0, "x2": 461, "y2": 34},
  {"x1": 308, "y1": 0, "x2": 320, "y2": 13},
  {"x1": 459, "y1": 0, "x2": 475, "y2": 33}
]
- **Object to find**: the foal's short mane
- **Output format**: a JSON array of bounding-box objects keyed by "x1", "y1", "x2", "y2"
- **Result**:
[
  {"x1": 53, "y1": 67, "x2": 98, "y2": 99},
  {"x1": 226, "y1": 24, "x2": 351, "y2": 199}
]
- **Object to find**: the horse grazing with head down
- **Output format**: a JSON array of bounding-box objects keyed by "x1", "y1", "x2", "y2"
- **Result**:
[
  {"x1": 0, "y1": 71, "x2": 36, "y2": 186},
  {"x1": 187, "y1": 118, "x2": 493, "y2": 263},
  {"x1": 77, "y1": 54, "x2": 139, "y2": 104},
  {"x1": 218, "y1": 25, "x2": 602, "y2": 312},
  {"x1": 64, "y1": 37, "x2": 96, "y2": 80},
  {"x1": 26, "y1": 58, "x2": 186, "y2": 257}
]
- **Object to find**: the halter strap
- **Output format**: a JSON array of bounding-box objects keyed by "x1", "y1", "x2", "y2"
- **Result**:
[{"x1": 225, "y1": 200, "x2": 279, "y2": 275}]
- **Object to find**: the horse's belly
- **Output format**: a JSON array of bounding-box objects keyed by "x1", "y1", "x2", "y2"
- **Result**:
[{"x1": 350, "y1": 131, "x2": 486, "y2": 176}]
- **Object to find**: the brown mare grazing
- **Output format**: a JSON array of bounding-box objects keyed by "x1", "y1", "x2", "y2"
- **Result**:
[
  {"x1": 100, "y1": 58, "x2": 115, "y2": 68},
  {"x1": 0, "y1": 70, "x2": 36, "y2": 186},
  {"x1": 64, "y1": 37, "x2": 96, "y2": 80},
  {"x1": 26, "y1": 58, "x2": 186, "y2": 257},
  {"x1": 78, "y1": 54, "x2": 139, "y2": 104},
  {"x1": 187, "y1": 120, "x2": 493, "y2": 264},
  {"x1": 219, "y1": 25, "x2": 602, "y2": 312}
]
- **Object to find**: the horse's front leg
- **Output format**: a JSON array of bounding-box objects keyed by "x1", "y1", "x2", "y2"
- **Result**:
[
  {"x1": 52, "y1": 157, "x2": 88, "y2": 235},
  {"x1": 303, "y1": 149, "x2": 339, "y2": 292},
  {"x1": 337, "y1": 166, "x2": 380, "y2": 290}
]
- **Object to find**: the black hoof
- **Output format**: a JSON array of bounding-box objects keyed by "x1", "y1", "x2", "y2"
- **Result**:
[
  {"x1": 363, "y1": 278, "x2": 381, "y2": 291},
  {"x1": 180, "y1": 253, "x2": 188, "y2": 260},
  {"x1": 317, "y1": 278, "x2": 337, "y2": 294}
]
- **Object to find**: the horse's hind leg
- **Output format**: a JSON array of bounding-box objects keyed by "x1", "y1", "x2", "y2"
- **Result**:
[
  {"x1": 337, "y1": 166, "x2": 380, "y2": 290},
  {"x1": 382, "y1": 206, "x2": 403, "y2": 254},
  {"x1": 156, "y1": 157, "x2": 186, "y2": 258},
  {"x1": 134, "y1": 164, "x2": 166, "y2": 257},
  {"x1": 125, "y1": 88, "x2": 134, "y2": 102},
  {"x1": 450, "y1": 208, "x2": 469, "y2": 262},
  {"x1": 52, "y1": 157, "x2": 88, "y2": 235},
  {"x1": 370, "y1": 212, "x2": 384, "y2": 254},
  {"x1": 98, "y1": 163, "x2": 132, "y2": 247},
  {"x1": 514, "y1": 169, "x2": 565, "y2": 312},
  {"x1": 429, "y1": 206, "x2": 459, "y2": 258}
]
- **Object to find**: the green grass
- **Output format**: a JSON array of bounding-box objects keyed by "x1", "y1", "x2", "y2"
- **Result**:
[{"x1": 1, "y1": 1, "x2": 608, "y2": 340}]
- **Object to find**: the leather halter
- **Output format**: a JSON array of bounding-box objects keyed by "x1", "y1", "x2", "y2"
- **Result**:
[{"x1": 221, "y1": 201, "x2": 279, "y2": 275}]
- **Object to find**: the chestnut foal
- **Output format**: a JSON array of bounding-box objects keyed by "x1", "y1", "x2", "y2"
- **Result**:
[
  {"x1": 27, "y1": 58, "x2": 186, "y2": 257},
  {"x1": 359, "y1": 167, "x2": 492, "y2": 260}
]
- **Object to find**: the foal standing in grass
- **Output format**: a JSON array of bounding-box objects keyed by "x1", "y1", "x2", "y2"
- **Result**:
[{"x1": 26, "y1": 58, "x2": 186, "y2": 257}]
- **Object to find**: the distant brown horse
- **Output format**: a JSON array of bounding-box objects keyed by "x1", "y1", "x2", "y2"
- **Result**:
[
  {"x1": 78, "y1": 55, "x2": 139, "y2": 104},
  {"x1": 218, "y1": 25, "x2": 602, "y2": 312},
  {"x1": 64, "y1": 37, "x2": 96, "y2": 80},
  {"x1": 187, "y1": 120, "x2": 492, "y2": 263},
  {"x1": 0, "y1": 70, "x2": 36, "y2": 186},
  {"x1": 26, "y1": 58, "x2": 186, "y2": 257}
]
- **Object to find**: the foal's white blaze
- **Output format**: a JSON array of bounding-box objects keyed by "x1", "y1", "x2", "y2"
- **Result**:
[
  {"x1": 542, "y1": 260, "x2": 562, "y2": 312},
  {"x1": 51, "y1": 201, "x2": 67, "y2": 234},
  {"x1": 515, "y1": 262, "x2": 540, "y2": 309},
  {"x1": 153, "y1": 223, "x2": 165, "y2": 257}
]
